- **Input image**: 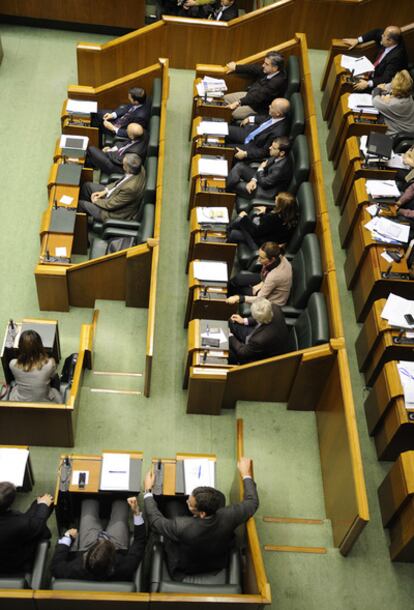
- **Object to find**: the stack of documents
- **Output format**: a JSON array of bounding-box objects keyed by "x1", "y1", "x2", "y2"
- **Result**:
[
  {"x1": 364, "y1": 216, "x2": 410, "y2": 244},
  {"x1": 66, "y1": 99, "x2": 98, "y2": 116},
  {"x1": 198, "y1": 157, "x2": 228, "y2": 177},
  {"x1": 360, "y1": 136, "x2": 407, "y2": 168},
  {"x1": 341, "y1": 54, "x2": 375, "y2": 77},
  {"x1": 0, "y1": 448, "x2": 29, "y2": 487},
  {"x1": 193, "y1": 260, "x2": 228, "y2": 282},
  {"x1": 397, "y1": 361, "x2": 414, "y2": 408},
  {"x1": 196, "y1": 207, "x2": 229, "y2": 224},
  {"x1": 183, "y1": 458, "x2": 215, "y2": 495},
  {"x1": 381, "y1": 294, "x2": 414, "y2": 329},
  {"x1": 196, "y1": 76, "x2": 228, "y2": 98},
  {"x1": 197, "y1": 121, "x2": 229, "y2": 137},
  {"x1": 365, "y1": 180, "x2": 400, "y2": 199},
  {"x1": 348, "y1": 93, "x2": 378, "y2": 115},
  {"x1": 100, "y1": 453, "x2": 130, "y2": 491}
]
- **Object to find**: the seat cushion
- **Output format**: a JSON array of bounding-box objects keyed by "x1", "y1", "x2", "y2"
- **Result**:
[
  {"x1": 51, "y1": 578, "x2": 135, "y2": 592},
  {"x1": 0, "y1": 576, "x2": 28, "y2": 589}
]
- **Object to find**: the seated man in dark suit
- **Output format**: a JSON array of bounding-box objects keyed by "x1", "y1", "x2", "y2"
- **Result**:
[
  {"x1": 51, "y1": 497, "x2": 146, "y2": 581},
  {"x1": 228, "y1": 297, "x2": 289, "y2": 364},
  {"x1": 78, "y1": 153, "x2": 146, "y2": 221},
  {"x1": 177, "y1": 0, "x2": 215, "y2": 18},
  {"x1": 227, "y1": 136, "x2": 292, "y2": 199},
  {"x1": 224, "y1": 52, "x2": 287, "y2": 120},
  {"x1": 86, "y1": 123, "x2": 149, "y2": 175},
  {"x1": 0, "y1": 481, "x2": 53, "y2": 574},
  {"x1": 94, "y1": 87, "x2": 150, "y2": 139},
  {"x1": 226, "y1": 97, "x2": 290, "y2": 162},
  {"x1": 143, "y1": 457, "x2": 258, "y2": 580},
  {"x1": 343, "y1": 26, "x2": 408, "y2": 91},
  {"x1": 208, "y1": 0, "x2": 238, "y2": 21}
]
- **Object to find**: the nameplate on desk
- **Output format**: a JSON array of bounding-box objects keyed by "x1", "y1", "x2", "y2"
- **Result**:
[
  {"x1": 201, "y1": 233, "x2": 228, "y2": 243},
  {"x1": 49, "y1": 207, "x2": 77, "y2": 234},
  {"x1": 393, "y1": 336, "x2": 414, "y2": 345},
  {"x1": 381, "y1": 272, "x2": 410, "y2": 280},
  {"x1": 192, "y1": 367, "x2": 228, "y2": 376},
  {"x1": 56, "y1": 163, "x2": 82, "y2": 186},
  {"x1": 199, "y1": 290, "x2": 227, "y2": 300}
]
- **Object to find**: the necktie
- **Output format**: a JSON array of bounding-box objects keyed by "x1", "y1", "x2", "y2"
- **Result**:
[
  {"x1": 118, "y1": 141, "x2": 135, "y2": 156},
  {"x1": 115, "y1": 106, "x2": 135, "y2": 128},
  {"x1": 244, "y1": 119, "x2": 273, "y2": 144},
  {"x1": 373, "y1": 49, "x2": 386, "y2": 68}
]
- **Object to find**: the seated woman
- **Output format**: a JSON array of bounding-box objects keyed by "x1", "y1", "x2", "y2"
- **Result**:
[
  {"x1": 372, "y1": 70, "x2": 414, "y2": 136},
  {"x1": 227, "y1": 191, "x2": 298, "y2": 250},
  {"x1": 227, "y1": 241, "x2": 292, "y2": 307},
  {"x1": 9, "y1": 330, "x2": 63, "y2": 403}
]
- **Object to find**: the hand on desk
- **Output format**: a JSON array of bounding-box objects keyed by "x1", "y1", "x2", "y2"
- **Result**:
[
  {"x1": 91, "y1": 190, "x2": 106, "y2": 203},
  {"x1": 235, "y1": 147, "x2": 248, "y2": 160},
  {"x1": 353, "y1": 79, "x2": 369, "y2": 91},
  {"x1": 37, "y1": 494, "x2": 54, "y2": 507},
  {"x1": 237, "y1": 457, "x2": 253, "y2": 478},
  {"x1": 226, "y1": 295, "x2": 240, "y2": 305},
  {"x1": 144, "y1": 468, "x2": 155, "y2": 492},
  {"x1": 226, "y1": 61, "x2": 236, "y2": 74},
  {"x1": 342, "y1": 38, "x2": 358, "y2": 50},
  {"x1": 127, "y1": 496, "x2": 140, "y2": 516}
]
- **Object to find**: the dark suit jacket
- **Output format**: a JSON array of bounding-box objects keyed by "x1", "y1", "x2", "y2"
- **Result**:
[
  {"x1": 113, "y1": 103, "x2": 150, "y2": 136},
  {"x1": 235, "y1": 116, "x2": 289, "y2": 161},
  {"x1": 107, "y1": 132, "x2": 149, "y2": 165},
  {"x1": 210, "y1": 3, "x2": 238, "y2": 21},
  {"x1": 0, "y1": 502, "x2": 51, "y2": 573},
  {"x1": 229, "y1": 304, "x2": 289, "y2": 364},
  {"x1": 50, "y1": 524, "x2": 146, "y2": 581},
  {"x1": 253, "y1": 155, "x2": 293, "y2": 199},
  {"x1": 234, "y1": 64, "x2": 287, "y2": 114},
  {"x1": 360, "y1": 28, "x2": 408, "y2": 86},
  {"x1": 239, "y1": 209, "x2": 296, "y2": 245},
  {"x1": 144, "y1": 478, "x2": 258, "y2": 577}
]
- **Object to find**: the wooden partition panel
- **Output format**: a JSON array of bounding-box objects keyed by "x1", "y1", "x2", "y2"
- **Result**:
[
  {"x1": 34, "y1": 591, "x2": 149, "y2": 610},
  {"x1": 316, "y1": 348, "x2": 369, "y2": 554},
  {"x1": 0, "y1": 591, "x2": 34, "y2": 610}
]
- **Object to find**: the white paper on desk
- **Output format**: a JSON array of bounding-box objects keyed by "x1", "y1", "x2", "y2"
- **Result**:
[
  {"x1": 348, "y1": 93, "x2": 378, "y2": 114},
  {"x1": 100, "y1": 453, "x2": 130, "y2": 491},
  {"x1": 368, "y1": 217, "x2": 409, "y2": 243},
  {"x1": 0, "y1": 449, "x2": 29, "y2": 487},
  {"x1": 365, "y1": 180, "x2": 400, "y2": 198},
  {"x1": 366, "y1": 204, "x2": 379, "y2": 217},
  {"x1": 55, "y1": 247, "x2": 67, "y2": 257},
  {"x1": 201, "y1": 328, "x2": 228, "y2": 345},
  {"x1": 66, "y1": 99, "x2": 97, "y2": 114},
  {"x1": 193, "y1": 260, "x2": 228, "y2": 282},
  {"x1": 341, "y1": 54, "x2": 375, "y2": 76},
  {"x1": 196, "y1": 207, "x2": 229, "y2": 223},
  {"x1": 183, "y1": 458, "x2": 215, "y2": 495},
  {"x1": 60, "y1": 195, "x2": 74, "y2": 205},
  {"x1": 202, "y1": 76, "x2": 227, "y2": 91},
  {"x1": 387, "y1": 153, "x2": 408, "y2": 170},
  {"x1": 397, "y1": 361, "x2": 414, "y2": 407},
  {"x1": 381, "y1": 294, "x2": 414, "y2": 329},
  {"x1": 381, "y1": 250, "x2": 394, "y2": 263},
  {"x1": 71, "y1": 470, "x2": 90, "y2": 486},
  {"x1": 59, "y1": 134, "x2": 89, "y2": 150},
  {"x1": 198, "y1": 157, "x2": 228, "y2": 177},
  {"x1": 197, "y1": 121, "x2": 229, "y2": 136}
]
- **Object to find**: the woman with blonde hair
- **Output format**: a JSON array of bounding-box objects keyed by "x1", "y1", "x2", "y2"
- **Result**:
[
  {"x1": 227, "y1": 191, "x2": 298, "y2": 250},
  {"x1": 9, "y1": 330, "x2": 63, "y2": 403},
  {"x1": 372, "y1": 70, "x2": 414, "y2": 136}
]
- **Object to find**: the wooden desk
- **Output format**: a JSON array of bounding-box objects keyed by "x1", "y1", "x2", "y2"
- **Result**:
[
  {"x1": 326, "y1": 93, "x2": 387, "y2": 168},
  {"x1": 53, "y1": 137, "x2": 87, "y2": 164},
  {"x1": 351, "y1": 245, "x2": 412, "y2": 323},
  {"x1": 54, "y1": 451, "x2": 143, "y2": 534},
  {"x1": 364, "y1": 361, "x2": 414, "y2": 461},
  {"x1": 188, "y1": 155, "x2": 235, "y2": 219},
  {"x1": 378, "y1": 451, "x2": 414, "y2": 561},
  {"x1": 184, "y1": 261, "x2": 236, "y2": 327},
  {"x1": 332, "y1": 136, "x2": 396, "y2": 210},
  {"x1": 191, "y1": 80, "x2": 233, "y2": 123},
  {"x1": 186, "y1": 207, "x2": 236, "y2": 272},
  {"x1": 190, "y1": 117, "x2": 235, "y2": 166},
  {"x1": 61, "y1": 100, "x2": 99, "y2": 148},
  {"x1": 184, "y1": 318, "x2": 231, "y2": 390},
  {"x1": 0, "y1": 445, "x2": 34, "y2": 491},
  {"x1": 151, "y1": 453, "x2": 216, "y2": 497},
  {"x1": 355, "y1": 299, "x2": 414, "y2": 387},
  {"x1": 47, "y1": 160, "x2": 92, "y2": 194},
  {"x1": 321, "y1": 55, "x2": 351, "y2": 126}
]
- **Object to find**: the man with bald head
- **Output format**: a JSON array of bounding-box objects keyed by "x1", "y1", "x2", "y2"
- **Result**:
[
  {"x1": 343, "y1": 25, "x2": 407, "y2": 91},
  {"x1": 86, "y1": 123, "x2": 149, "y2": 175},
  {"x1": 226, "y1": 97, "x2": 291, "y2": 162}
]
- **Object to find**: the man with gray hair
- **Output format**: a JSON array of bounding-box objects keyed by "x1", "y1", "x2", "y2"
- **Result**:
[
  {"x1": 78, "y1": 153, "x2": 146, "y2": 222},
  {"x1": 228, "y1": 297, "x2": 289, "y2": 364}
]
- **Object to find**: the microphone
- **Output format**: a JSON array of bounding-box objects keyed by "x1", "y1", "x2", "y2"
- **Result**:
[{"x1": 394, "y1": 328, "x2": 405, "y2": 344}]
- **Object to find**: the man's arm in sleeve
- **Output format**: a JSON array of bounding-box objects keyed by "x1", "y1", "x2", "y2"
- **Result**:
[
  {"x1": 144, "y1": 496, "x2": 180, "y2": 541},
  {"x1": 234, "y1": 63, "x2": 263, "y2": 79},
  {"x1": 359, "y1": 29, "x2": 382, "y2": 44},
  {"x1": 229, "y1": 335, "x2": 260, "y2": 363},
  {"x1": 118, "y1": 521, "x2": 147, "y2": 577},
  {"x1": 223, "y1": 478, "x2": 259, "y2": 527},
  {"x1": 50, "y1": 542, "x2": 73, "y2": 578}
]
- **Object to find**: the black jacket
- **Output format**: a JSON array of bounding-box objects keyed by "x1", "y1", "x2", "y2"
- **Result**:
[
  {"x1": 144, "y1": 478, "x2": 258, "y2": 578},
  {"x1": 113, "y1": 103, "x2": 150, "y2": 137},
  {"x1": 0, "y1": 501, "x2": 51, "y2": 573},
  {"x1": 360, "y1": 28, "x2": 408, "y2": 86},
  {"x1": 238, "y1": 115, "x2": 289, "y2": 161},
  {"x1": 106, "y1": 132, "x2": 149, "y2": 165},
  {"x1": 51, "y1": 524, "x2": 146, "y2": 581},
  {"x1": 234, "y1": 63, "x2": 287, "y2": 114},
  {"x1": 209, "y1": 3, "x2": 239, "y2": 21},
  {"x1": 229, "y1": 304, "x2": 289, "y2": 364},
  {"x1": 239, "y1": 209, "x2": 297, "y2": 245},
  {"x1": 253, "y1": 155, "x2": 293, "y2": 199}
]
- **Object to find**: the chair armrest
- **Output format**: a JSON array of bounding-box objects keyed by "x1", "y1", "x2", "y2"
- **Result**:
[
  {"x1": 30, "y1": 540, "x2": 50, "y2": 589},
  {"x1": 251, "y1": 197, "x2": 275, "y2": 207},
  {"x1": 102, "y1": 219, "x2": 140, "y2": 232},
  {"x1": 102, "y1": 228, "x2": 139, "y2": 239},
  {"x1": 134, "y1": 561, "x2": 143, "y2": 592},
  {"x1": 150, "y1": 540, "x2": 164, "y2": 593},
  {"x1": 282, "y1": 305, "x2": 303, "y2": 318}
]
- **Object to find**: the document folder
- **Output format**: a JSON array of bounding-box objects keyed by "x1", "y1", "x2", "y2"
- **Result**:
[
  {"x1": 49, "y1": 207, "x2": 76, "y2": 234},
  {"x1": 56, "y1": 163, "x2": 82, "y2": 186}
]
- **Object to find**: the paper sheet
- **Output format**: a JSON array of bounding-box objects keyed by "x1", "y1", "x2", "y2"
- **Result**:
[
  {"x1": 341, "y1": 54, "x2": 375, "y2": 76},
  {"x1": 196, "y1": 207, "x2": 229, "y2": 223},
  {"x1": 100, "y1": 453, "x2": 130, "y2": 491},
  {"x1": 201, "y1": 328, "x2": 228, "y2": 345},
  {"x1": 66, "y1": 99, "x2": 97, "y2": 114},
  {"x1": 365, "y1": 180, "x2": 400, "y2": 198},
  {"x1": 60, "y1": 195, "x2": 74, "y2": 205},
  {"x1": 198, "y1": 157, "x2": 228, "y2": 177},
  {"x1": 348, "y1": 93, "x2": 378, "y2": 114},
  {"x1": 381, "y1": 294, "x2": 414, "y2": 328},
  {"x1": 197, "y1": 121, "x2": 229, "y2": 136},
  {"x1": 193, "y1": 260, "x2": 228, "y2": 282},
  {"x1": 55, "y1": 247, "x2": 67, "y2": 257},
  {"x1": 183, "y1": 458, "x2": 215, "y2": 495},
  {"x1": 0, "y1": 448, "x2": 29, "y2": 486},
  {"x1": 397, "y1": 361, "x2": 414, "y2": 407}
]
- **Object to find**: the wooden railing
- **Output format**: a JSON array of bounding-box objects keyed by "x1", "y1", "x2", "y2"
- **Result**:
[{"x1": 76, "y1": 0, "x2": 414, "y2": 86}]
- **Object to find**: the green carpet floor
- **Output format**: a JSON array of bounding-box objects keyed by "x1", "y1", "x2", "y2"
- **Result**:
[{"x1": 0, "y1": 24, "x2": 413, "y2": 609}]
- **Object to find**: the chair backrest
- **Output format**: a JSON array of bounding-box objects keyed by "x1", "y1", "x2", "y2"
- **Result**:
[
  {"x1": 285, "y1": 182, "x2": 316, "y2": 255},
  {"x1": 136, "y1": 204, "x2": 155, "y2": 243},
  {"x1": 392, "y1": 131, "x2": 414, "y2": 153},
  {"x1": 285, "y1": 55, "x2": 301, "y2": 99},
  {"x1": 289, "y1": 233, "x2": 323, "y2": 309},
  {"x1": 287, "y1": 134, "x2": 310, "y2": 194},
  {"x1": 151, "y1": 78, "x2": 162, "y2": 116},
  {"x1": 143, "y1": 156, "x2": 158, "y2": 204},
  {"x1": 148, "y1": 114, "x2": 160, "y2": 157},
  {"x1": 289, "y1": 92, "x2": 305, "y2": 140},
  {"x1": 293, "y1": 292, "x2": 329, "y2": 350}
]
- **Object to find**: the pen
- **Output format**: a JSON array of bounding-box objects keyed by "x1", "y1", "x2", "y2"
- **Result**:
[{"x1": 109, "y1": 470, "x2": 127, "y2": 473}]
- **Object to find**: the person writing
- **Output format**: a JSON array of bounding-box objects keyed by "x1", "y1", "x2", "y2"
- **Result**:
[
  {"x1": 143, "y1": 457, "x2": 258, "y2": 579},
  {"x1": 8, "y1": 330, "x2": 62, "y2": 403}
]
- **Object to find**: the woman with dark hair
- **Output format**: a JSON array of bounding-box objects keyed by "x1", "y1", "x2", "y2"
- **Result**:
[
  {"x1": 9, "y1": 330, "x2": 63, "y2": 403},
  {"x1": 228, "y1": 191, "x2": 299, "y2": 250}
]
